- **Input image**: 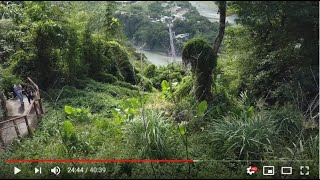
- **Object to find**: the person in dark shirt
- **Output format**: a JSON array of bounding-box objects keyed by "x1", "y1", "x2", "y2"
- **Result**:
[{"x1": 25, "y1": 86, "x2": 34, "y2": 104}]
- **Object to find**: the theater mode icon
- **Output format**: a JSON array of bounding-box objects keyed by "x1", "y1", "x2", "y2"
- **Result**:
[{"x1": 281, "y1": 167, "x2": 292, "y2": 175}]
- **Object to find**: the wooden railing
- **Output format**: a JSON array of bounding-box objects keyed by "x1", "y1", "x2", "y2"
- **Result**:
[
  {"x1": 0, "y1": 78, "x2": 44, "y2": 147},
  {"x1": 27, "y1": 77, "x2": 40, "y2": 99}
]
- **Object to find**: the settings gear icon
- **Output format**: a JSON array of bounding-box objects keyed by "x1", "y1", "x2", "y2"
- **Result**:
[{"x1": 247, "y1": 166, "x2": 258, "y2": 175}]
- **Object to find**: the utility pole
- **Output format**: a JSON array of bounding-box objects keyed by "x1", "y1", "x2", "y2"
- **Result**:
[
  {"x1": 168, "y1": 19, "x2": 176, "y2": 63},
  {"x1": 139, "y1": 43, "x2": 146, "y2": 70}
]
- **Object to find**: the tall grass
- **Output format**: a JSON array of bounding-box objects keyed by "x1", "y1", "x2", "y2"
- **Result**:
[
  {"x1": 207, "y1": 112, "x2": 275, "y2": 160},
  {"x1": 124, "y1": 110, "x2": 177, "y2": 159}
]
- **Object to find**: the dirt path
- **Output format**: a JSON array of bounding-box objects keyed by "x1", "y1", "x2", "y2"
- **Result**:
[
  {"x1": 6, "y1": 96, "x2": 30, "y2": 116},
  {"x1": 0, "y1": 96, "x2": 40, "y2": 147}
]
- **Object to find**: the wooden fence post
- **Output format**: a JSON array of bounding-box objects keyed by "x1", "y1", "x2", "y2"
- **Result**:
[
  {"x1": 33, "y1": 102, "x2": 39, "y2": 118},
  {"x1": 39, "y1": 99, "x2": 44, "y2": 114},
  {"x1": 24, "y1": 116, "x2": 32, "y2": 136},
  {"x1": 0, "y1": 131, "x2": 5, "y2": 147},
  {"x1": 12, "y1": 119, "x2": 21, "y2": 138}
]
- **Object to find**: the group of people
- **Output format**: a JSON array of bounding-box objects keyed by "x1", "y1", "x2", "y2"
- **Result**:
[{"x1": 13, "y1": 84, "x2": 35, "y2": 105}]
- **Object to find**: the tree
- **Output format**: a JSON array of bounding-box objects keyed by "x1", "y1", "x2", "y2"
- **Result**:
[
  {"x1": 182, "y1": 38, "x2": 216, "y2": 101},
  {"x1": 213, "y1": 1, "x2": 226, "y2": 55},
  {"x1": 230, "y1": 1, "x2": 319, "y2": 108},
  {"x1": 182, "y1": 1, "x2": 226, "y2": 102},
  {"x1": 148, "y1": 1, "x2": 164, "y2": 19}
]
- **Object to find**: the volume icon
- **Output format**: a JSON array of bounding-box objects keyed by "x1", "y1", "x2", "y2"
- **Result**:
[
  {"x1": 51, "y1": 166, "x2": 61, "y2": 175},
  {"x1": 35, "y1": 167, "x2": 42, "y2": 174}
]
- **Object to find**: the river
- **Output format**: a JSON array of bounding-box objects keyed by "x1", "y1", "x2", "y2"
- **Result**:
[
  {"x1": 189, "y1": 1, "x2": 238, "y2": 24},
  {"x1": 138, "y1": 49, "x2": 182, "y2": 66}
]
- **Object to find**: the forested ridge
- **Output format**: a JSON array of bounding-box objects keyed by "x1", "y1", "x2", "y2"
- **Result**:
[{"x1": 0, "y1": 1, "x2": 318, "y2": 179}]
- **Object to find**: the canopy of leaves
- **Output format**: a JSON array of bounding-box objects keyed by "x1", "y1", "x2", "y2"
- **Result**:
[
  {"x1": 228, "y1": 1, "x2": 319, "y2": 107},
  {"x1": 182, "y1": 38, "x2": 216, "y2": 73}
]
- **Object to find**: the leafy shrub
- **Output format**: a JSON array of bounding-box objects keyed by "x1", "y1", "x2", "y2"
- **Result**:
[
  {"x1": 0, "y1": 67, "x2": 22, "y2": 96},
  {"x1": 160, "y1": 80, "x2": 173, "y2": 100},
  {"x1": 173, "y1": 75, "x2": 193, "y2": 101},
  {"x1": 93, "y1": 73, "x2": 118, "y2": 83},
  {"x1": 136, "y1": 74, "x2": 153, "y2": 92},
  {"x1": 113, "y1": 81, "x2": 139, "y2": 91},
  {"x1": 10, "y1": 50, "x2": 37, "y2": 78},
  {"x1": 61, "y1": 120, "x2": 92, "y2": 155},
  {"x1": 64, "y1": 105, "x2": 91, "y2": 123},
  {"x1": 143, "y1": 64, "x2": 157, "y2": 78},
  {"x1": 150, "y1": 63, "x2": 186, "y2": 90},
  {"x1": 105, "y1": 41, "x2": 137, "y2": 84}
]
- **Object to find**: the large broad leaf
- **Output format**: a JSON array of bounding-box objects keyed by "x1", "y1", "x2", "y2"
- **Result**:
[
  {"x1": 63, "y1": 120, "x2": 74, "y2": 139},
  {"x1": 179, "y1": 125, "x2": 186, "y2": 136},
  {"x1": 161, "y1": 80, "x2": 169, "y2": 92},
  {"x1": 64, "y1": 105, "x2": 74, "y2": 115},
  {"x1": 196, "y1": 100, "x2": 208, "y2": 117},
  {"x1": 112, "y1": 109, "x2": 123, "y2": 124},
  {"x1": 128, "y1": 108, "x2": 137, "y2": 115}
]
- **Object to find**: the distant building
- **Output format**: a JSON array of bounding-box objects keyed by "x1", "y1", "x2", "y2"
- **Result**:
[
  {"x1": 161, "y1": 2, "x2": 168, "y2": 7},
  {"x1": 173, "y1": 14, "x2": 185, "y2": 21},
  {"x1": 161, "y1": 16, "x2": 173, "y2": 23},
  {"x1": 175, "y1": 33, "x2": 190, "y2": 40}
]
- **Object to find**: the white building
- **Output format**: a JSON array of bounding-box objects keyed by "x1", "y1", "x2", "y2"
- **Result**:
[{"x1": 175, "y1": 33, "x2": 190, "y2": 39}]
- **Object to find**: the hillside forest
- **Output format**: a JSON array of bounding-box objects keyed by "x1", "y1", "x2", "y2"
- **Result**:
[{"x1": 0, "y1": 1, "x2": 319, "y2": 179}]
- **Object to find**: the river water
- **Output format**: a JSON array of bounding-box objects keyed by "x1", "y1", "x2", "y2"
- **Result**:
[
  {"x1": 137, "y1": 1, "x2": 236, "y2": 67},
  {"x1": 189, "y1": 1, "x2": 237, "y2": 24},
  {"x1": 139, "y1": 49, "x2": 182, "y2": 66}
]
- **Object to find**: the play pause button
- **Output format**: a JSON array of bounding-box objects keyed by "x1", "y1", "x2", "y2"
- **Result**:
[
  {"x1": 14, "y1": 167, "x2": 21, "y2": 174},
  {"x1": 35, "y1": 167, "x2": 42, "y2": 174}
]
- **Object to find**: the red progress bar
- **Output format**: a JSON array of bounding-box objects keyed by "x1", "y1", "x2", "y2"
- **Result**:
[{"x1": 6, "y1": 159, "x2": 194, "y2": 163}]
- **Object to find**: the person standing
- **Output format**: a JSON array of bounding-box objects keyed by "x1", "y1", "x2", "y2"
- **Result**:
[
  {"x1": 25, "y1": 86, "x2": 34, "y2": 104},
  {"x1": 14, "y1": 84, "x2": 24, "y2": 105}
]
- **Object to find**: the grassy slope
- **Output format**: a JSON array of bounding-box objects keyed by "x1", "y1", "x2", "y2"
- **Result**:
[{"x1": 0, "y1": 78, "x2": 318, "y2": 179}]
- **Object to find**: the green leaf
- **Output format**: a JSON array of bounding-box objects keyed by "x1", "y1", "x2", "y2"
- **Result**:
[
  {"x1": 64, "y1": 105, "x2": 74, "y2": 115},
  {"x1": 63, "y1": 120, "x2": 74, "y2": 139},
  {"x1": 76, "y1": 108, "x2": 82, "y2": 113},
  {"x1": 179, "y1": 125, "x2": 186, "y2": 136},
  {"x1": 247, "y1": 106, "x2": 255, "y2": 117},
  {"x1": 161, "y1": 80, "x2": 169, "y2": 92},
  {"x1": 128, "y1": 108, "x2": 136, "y2": 115},
  {"x1": 112, "y1": 109, "x2": 123, "y2": 124},
  {"x1": 196, "y1": 100, "x2": 208, "y2": 116}
]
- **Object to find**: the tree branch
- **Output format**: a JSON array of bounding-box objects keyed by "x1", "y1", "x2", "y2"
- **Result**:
[{"x1": 213, "y1": 1, "x2": 226, "y2": 55}]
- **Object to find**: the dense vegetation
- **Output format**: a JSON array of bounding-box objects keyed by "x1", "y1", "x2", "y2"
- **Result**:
[
  {"x1": 115, "y1": 1, "x2": 220, "y2": 54},
  {"x1": 0, "y1": 1, "x2": 318, "y2": 179}
]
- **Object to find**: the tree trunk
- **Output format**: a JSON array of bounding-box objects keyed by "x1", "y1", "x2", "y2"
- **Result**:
[{"x1": 213, "y1": 1, "x2": 226, "y2": 55}]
